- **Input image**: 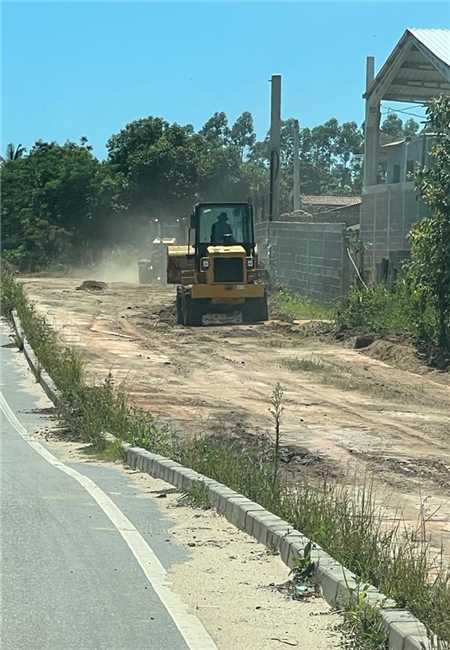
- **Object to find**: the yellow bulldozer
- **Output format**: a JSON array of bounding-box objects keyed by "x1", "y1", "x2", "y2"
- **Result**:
[{"x1": 167, "y1": 202, "x2": 268, "y2": 326}]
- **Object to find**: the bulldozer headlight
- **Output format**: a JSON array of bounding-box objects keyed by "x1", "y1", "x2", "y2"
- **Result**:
[
  {"x1": 246, "y1": 257, "x2": 254, "y2": 269},
  {"x1": 201, "y1": 257, "x2": 209, "y2": 270}
]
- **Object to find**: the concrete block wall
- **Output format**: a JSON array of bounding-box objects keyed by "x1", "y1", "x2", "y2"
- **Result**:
[
  {"x1": 256, "y1": 221, "x2": 352, "y2": 303},
  {"x1": 360, "y1": 182, "x2": 428, "y2": 280}
]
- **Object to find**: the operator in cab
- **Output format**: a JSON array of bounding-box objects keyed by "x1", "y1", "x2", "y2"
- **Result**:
[{"x1": 211, "y1": 212, "x2": 234, "y2": 244}]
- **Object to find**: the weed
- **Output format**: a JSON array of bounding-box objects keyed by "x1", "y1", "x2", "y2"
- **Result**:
[
  {"x1": 96, "y1": 439, "x2": 126, "y2": 462},
  {"x1": 270, "y1": 382, "x2": 285, "y2": 493},
  {"x1": 289, "y1": 540, "x2": 316, "y2": 599},
  {"x1": 282, "y1": 356, "x2": 325, "y2": 372},
  {"x1": 178, "y1": 481, "x2": 211, "y2": 510},
  {"x1": 340, "y1": 586, "x2": 389, "y2": 650}
]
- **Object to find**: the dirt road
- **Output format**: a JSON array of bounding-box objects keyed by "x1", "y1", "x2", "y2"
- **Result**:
[{"x1": 22, "y1": 277, "x2": 450, "y2": 555}]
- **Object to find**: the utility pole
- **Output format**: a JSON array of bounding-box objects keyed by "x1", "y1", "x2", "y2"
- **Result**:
[
  {"x1": 292, "y1": 119, "x2": 300, "y2": 211},
  {"x1": 269, "y1": 74, "x2": 281, "y2": 221}
]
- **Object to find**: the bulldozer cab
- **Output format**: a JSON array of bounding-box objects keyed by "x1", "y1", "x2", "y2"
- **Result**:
[{"x1": 191, "y1": 202, "x2": 255, "y2": 266}]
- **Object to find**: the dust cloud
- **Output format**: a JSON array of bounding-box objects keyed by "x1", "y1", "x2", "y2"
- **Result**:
[
  {"x1": 73, "y1": 247, "x2": 140, "y2": 284},
  {"x1": 71, "y1": 212, "x2": 188, "y2": 284}
]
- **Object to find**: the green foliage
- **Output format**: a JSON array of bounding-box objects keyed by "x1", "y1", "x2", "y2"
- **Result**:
[
  {"x1": 407, "y1": 96, "x2": 450, "y2": 351},
  {"x1": 176, "y1": 435, "x2": 282, "y2": 513},
  {"x1": 230, "y1": 111, "x2": 256, "y2": 160},
  {"x1": 380, "y1": 112, "x2": 421, "y2": 144},
  {"x1": 176, "y1": 432, "x2": 450, "y2": 642},
  {"x1": 271, "y1": 288, "x2": 334, "y2": 321},
  {"x1": 335, "y1": 282, "x2": 416, "y2": 336},
  {"x1": 337, "y1": 98, "x2": 449, "y2": 358},
  {"x1": 1, "y1": 143, "x2": 27, "y2": 162},
  {"x1": 249, "y1": 116, "x2": 364, "y2": 209},
  {"x1": 289, "y1": 541, "x2": 316, "y2": 598},
  {"x1": 340, "y1": 586, "x2": 389, "y2": 649},
  {"x1": 178, "y1": 481, "x2": 212, "y2": 509},
  {"x1": 1, "y1": 139, "x2": 119, "y2": 270}
]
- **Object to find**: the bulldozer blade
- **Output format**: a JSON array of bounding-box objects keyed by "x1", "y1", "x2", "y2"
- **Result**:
[{"x1": 202, "y1": 311, "x2": 243, "y2": 326}]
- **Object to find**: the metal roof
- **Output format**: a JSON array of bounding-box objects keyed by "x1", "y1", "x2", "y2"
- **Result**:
[
  {"x1": 410, "y1": 29, "x2": 450, "y2": 67},
  {"x1": 365, "y1": 28, "x2": 450, "y2": 103}
]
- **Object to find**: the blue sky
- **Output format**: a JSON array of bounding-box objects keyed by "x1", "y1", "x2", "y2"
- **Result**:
[{"x1": 2, "y1": 1, "x2": 448, "y2": 158}]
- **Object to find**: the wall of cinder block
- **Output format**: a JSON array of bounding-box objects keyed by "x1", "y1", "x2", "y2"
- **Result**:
[
  {"x1": 255, "y1": 221, "x2": 352, "y2": 304},
  {"x1": 360, "y1": 182, "x2": 428, "y2": 280}
]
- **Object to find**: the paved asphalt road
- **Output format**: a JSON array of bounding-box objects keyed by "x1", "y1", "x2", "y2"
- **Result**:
[{"x1": 0, "y1": 322, "x2": 216, "y2": 650}]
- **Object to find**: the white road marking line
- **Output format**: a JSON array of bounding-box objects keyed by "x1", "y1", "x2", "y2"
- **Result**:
[{"x1": 0, "y1": 389, "x2": 217, "y2": 650}]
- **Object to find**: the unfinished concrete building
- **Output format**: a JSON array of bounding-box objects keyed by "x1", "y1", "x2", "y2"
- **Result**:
[{"x1": 361, "y1": 28, "x2": 450, "y2": 282}]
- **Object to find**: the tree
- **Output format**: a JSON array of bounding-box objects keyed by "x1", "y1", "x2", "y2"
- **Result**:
[
  {"x1": 230, "y1": 111, "x2": 256, "y2": 161},
  {"x1": 107, "y1": 117, "x2": 205, "y2": 215},
  {"x1": 381, "y1": 113, "x2": 404, "y2": 142},
  {"x1": 199, "y1": 112, "x2": 230, "y2": 146},
  {"x1": 403, "y1": 118, "x2": 420, "y2": 138},
  {"x1": 1, "y1": 139, "x2": 111, "y2": 269},
  {"x1": 407, "y1": 96, "x2": 450, "y2": 352},
  {"x1": 1, "y1": 143, "x2": 26, "y2": 163},
  {"x1": 380, "y1": 113, "x2": 420, "y2": 143},
  {"x1": 333, "y1": 121, "x2": 363, "y2": 193}
]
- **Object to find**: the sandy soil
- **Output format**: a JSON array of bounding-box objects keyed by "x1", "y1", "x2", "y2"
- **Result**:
[
  {"x1": 40, "y1": 430, "x2": 341, "y2": 650},
  {"x1": 22, "y1": 277, "x2": 450, "y2": 556},
  {"x1": 129, "y1": 472, "x2": 341, "y2": 650}
]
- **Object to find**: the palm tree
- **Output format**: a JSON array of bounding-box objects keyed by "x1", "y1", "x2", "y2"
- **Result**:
[{"x1": 0, "y1": 143, "x2": 26, "y2": 163}]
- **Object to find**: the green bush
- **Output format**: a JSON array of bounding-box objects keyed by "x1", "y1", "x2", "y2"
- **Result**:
[
  {"x1": 335, "y1": 281, "x2": 417, "y2": 336},
  {"x1": 409, "y1": 96, "x2": 450, "y2": 352}
]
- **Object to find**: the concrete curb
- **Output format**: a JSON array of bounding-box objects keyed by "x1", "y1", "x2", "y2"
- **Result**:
[
  {"x1": 9, "y1": 310, "x2": 434, "y2": 650},
  {"x1": 11, "y1": 310, "x2": 60, "y2": 404}
]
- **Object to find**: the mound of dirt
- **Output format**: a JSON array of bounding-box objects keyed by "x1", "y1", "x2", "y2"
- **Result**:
[
  {"x1": 76, "y1": 280, "x2": 108, "y2": 291},
  {"x1": 363, "y1": 337, "x2": 450, "y2": 378}
]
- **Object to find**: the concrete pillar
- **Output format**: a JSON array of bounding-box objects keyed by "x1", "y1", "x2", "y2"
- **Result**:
[
  {"x1": 363, "y1": 57, "x2": 380, "y2": 188},
  {"x1": 292, "y1": 119, "x2": 301, "y2": 211},
  {"x1": 269, "y1": 74, "x2": 281, "y2": 221},
  {"x1": 401, "y1": 140, "x2": 409, "y2": 182}
]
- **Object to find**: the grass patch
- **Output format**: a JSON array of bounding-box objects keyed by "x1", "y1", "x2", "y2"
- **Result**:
[
  {"x1": 281, "y1": 354, "x2": 429, "y2": 403},
  {"x1": 271, "y1": 288, "x2": 334, "y2": 322},
  {"x1": 340, "y1": 586, "x2": 389, "y2": 649},
  {"x1": 178, "y1": 480, "x2": 212, "y2": 509},
  {"x1": 281, "y1": 355, "x2": 325, "y2": 372},
  {"x1": 96, "y1": 439, "x2": 127, "y2": 462},
  {"x1": 336, "y1": 282, "x2": 449, "y2": 368}
]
